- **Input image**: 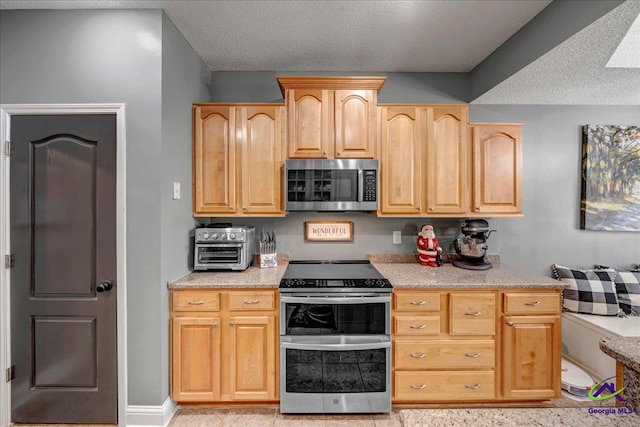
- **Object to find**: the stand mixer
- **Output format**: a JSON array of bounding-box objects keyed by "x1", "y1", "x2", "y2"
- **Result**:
[{"x1": 452, "y1": 219, "x2": 496, "y2": 271}]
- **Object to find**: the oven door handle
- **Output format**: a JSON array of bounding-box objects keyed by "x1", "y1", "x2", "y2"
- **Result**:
[
  {"x1": 281, "y1": 339, "x2": 391, "y2": 352},
  {"x1": 280, "y1": 296, "x2": 390, "y2": 305}
]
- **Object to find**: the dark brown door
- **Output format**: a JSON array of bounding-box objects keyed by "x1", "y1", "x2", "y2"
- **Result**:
[{"x1": 10, "y1": 114, "x2": 117, "y2": 423}]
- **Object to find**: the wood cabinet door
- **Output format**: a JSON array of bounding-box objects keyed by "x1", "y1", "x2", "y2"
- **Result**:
[
  {"x1": 228, "y1": 315, "x2": 277, "y2": 400},
  {"x1": 237, "y1": 105, "x2": 285, "y2": 214},
  {"x1": 171, "y1": 316, "x2": 221, "y2": 402},
  {"x1": 334, "y1": 90, "x2": 376, "y2": 158},
  {"x1": 426, "y1": 106, "x2": 469, "y2": 214},
  {"x1": 379, "y1": 106, "x2": 425, "y2": 214},
  {"x1": 502, "y1": 315, "x2": 561, "y2": 399},
  {"x1": 472, "y1": 124, "x2": 523, "y2": 214},
  {"x1": 287, "y1": 89, "x2": 331, "y2": 158},
  {"x1": 193, "y1": 105, "x2": 236, "y2": 215}
]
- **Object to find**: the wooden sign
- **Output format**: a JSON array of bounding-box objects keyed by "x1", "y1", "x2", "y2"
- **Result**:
[{"x1": 304, "y1": 221, "x2": 353, "y2": 242}]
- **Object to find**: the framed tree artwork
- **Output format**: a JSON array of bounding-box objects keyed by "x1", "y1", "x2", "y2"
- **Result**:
[{"x1": 581, "y1": 124, "x2": 640, "y2": 231}]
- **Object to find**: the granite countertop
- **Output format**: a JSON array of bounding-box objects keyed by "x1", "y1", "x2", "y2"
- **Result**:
[
  {"x1": 370, "y1": 254, "x2": 566, "y2": 290},
  {"x1": 168, "y1": 263, "x2": 287, "y2": 289},
  {"x1": 599, "y1": 336, "x2": 640, "y2": 372},
  {"x1": 168, "y1": 253, "x2": 565, "y2": 290}
]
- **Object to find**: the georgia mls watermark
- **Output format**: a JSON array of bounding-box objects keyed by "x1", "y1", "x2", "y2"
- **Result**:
[{"x1": 586, "y1": 376, "x2": 634, "y2": 415}]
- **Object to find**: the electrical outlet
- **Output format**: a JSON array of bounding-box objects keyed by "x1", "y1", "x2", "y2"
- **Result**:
[
  {"x1": 172, "y1": 182, "x2": 181, "y2": 200},
  {"x1": 393, "y1": 231, "x2": 401, "y2": 244}
]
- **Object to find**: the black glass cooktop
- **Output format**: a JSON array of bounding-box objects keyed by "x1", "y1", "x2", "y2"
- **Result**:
[{"x1": 279, "y1": 260, "x2": 393, "y2": 291}]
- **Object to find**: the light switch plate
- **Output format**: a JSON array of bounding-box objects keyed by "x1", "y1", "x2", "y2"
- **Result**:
[
  {"x1": 393, "y1": 231, "x2": 401, "y2": 244},
  {"x1": 172, "y1": 182, "x2": 181, "y2": 200}
]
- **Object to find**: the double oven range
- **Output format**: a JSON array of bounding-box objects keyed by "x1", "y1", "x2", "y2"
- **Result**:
[{"x1": 279, "y1": 260, "x2": 393, "y2": 414}]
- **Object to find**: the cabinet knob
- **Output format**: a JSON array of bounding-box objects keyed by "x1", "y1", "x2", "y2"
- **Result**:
[
  {"x1": 336, "y1": 151, "x2": 341, "y2": 156},
  {"x1": 507, "y1": 321, "x2": 514, "y2": 327},
  {"x1": 228, "y1": 205, "x2": 233, "y2": 210},
  {"x1": 213, "y1": 322, "x2": 218, "y2": 328},
  {"x1": 476, "y1": 206, "x2": 482, "y2": 211},
  {"x1": 229, "y1": 322, "x2": 235, "y2": 327},
  {"x1": 322, "y1": 150, "x2": 327, "y2": 156},
  {"x1": 417, "y1": 206, "x2": 421, "y2": 211},
  {"x1": 428, "y1": 207, "x2": 434, "y2": 211}
]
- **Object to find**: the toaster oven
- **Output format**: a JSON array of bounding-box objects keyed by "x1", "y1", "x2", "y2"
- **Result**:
[{"x1": 193, "y1": 225, "x2": 255, "y2": 271}]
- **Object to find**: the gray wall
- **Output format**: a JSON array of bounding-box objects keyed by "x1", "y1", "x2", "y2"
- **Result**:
[
  {"x1": 470, "y1": 105, "x2": 640, "y2": 275},
  {"x1": 206, "y1": 72, "x2": 640, "y2": 277},
  {"x1": 160, "y1": 12, "x2": 211, "y2": 401},
  {"x1": 0, "y1": 9, "x2": 209, "y2": 407}
]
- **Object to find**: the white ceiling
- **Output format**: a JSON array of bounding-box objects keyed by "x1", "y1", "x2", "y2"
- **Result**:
[{"x1": 1, "y1": 0, "x2": 639, "y2": 105}]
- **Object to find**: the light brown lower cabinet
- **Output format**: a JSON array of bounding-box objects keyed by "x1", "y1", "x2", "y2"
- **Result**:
[
  {"x1": 170, "y1": 289, "x2": 278, "y2": 403},
  {"x1": 392, "y1": 288, "x2": 561, "y2": 403}
]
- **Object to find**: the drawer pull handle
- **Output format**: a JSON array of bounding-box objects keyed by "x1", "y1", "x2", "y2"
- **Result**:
[
  {"x1": 410, "y1": 301, "x2": 427, "y2": 305},
  {"x1": 524, "y1": 301, "x2": 541, "y2": 306},
  {"x1": 187, "y1": 300, "x2": 205, "y2": 305},
  {"x1": 410, "y1": 352, "x2": 427, "y2": 359},
  {"x1": 244, "y1": 299, "x2": 260, "y2": 304},
  {"x1": 465, "y1": 311, "x2": 482, "y2": 316},
  {"x1": 464, "y1": 353, "x2": 481, "y2": 358},
  {"x1": 410, "y1": 384, "x2": 426, "y2": 390},
  {"x1": 465, "y1": 384, "x2": 481, "y2": 390},
  {"x1": 410, "y1": 324, "x2": 426, "y2": 329}
]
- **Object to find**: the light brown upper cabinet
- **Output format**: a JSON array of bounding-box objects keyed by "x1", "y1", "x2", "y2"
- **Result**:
[
  {"x1": 277, "y1": 76, "x2": 386, "y2": 159},
  {"x1": 378, "y1": 106, "x2": 425, "y2": 215},
  {"x1": 193, "y1": 104, "x2": 286, "y2": 217},
  {"x1": 426, "y1": 106, "x2": 469, "y2": 214},
  {"x1": 470, "y1": 123, "x2": 523, "y2": 215},
  {"x1": 378, "y1": 105, "x2": 469, "y2": 216}
]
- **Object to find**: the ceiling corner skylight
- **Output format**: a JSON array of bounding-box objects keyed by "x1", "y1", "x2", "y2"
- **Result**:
[{"x1": 606, "y1": 11, "x2": 640, "y2": 68}]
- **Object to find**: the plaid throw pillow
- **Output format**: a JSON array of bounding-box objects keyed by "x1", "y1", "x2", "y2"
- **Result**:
[
  {"x1": 613, "y1": 269, "x2": 640, "y2": 316},
  {"x1": 552, "y1": 264, "x2": 620, "y2": 316}
]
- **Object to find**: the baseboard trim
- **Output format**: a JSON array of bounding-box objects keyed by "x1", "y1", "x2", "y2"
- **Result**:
[{"x1": 126, "y1": 397, "x2": 177, "y2": 427}]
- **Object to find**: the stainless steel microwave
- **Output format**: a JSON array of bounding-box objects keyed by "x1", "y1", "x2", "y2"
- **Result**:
[{"x1": 284, "y1": 159, "x2": 379, "y2": 211}]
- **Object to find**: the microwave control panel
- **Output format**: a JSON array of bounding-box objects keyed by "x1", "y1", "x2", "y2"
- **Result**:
[{"x1": 363, "y1": 170, "x2": 377, "y2": 202}]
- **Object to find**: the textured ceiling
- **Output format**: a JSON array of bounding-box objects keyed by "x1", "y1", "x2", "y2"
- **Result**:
[{"x1": 1, "y1": 0, "x2": 639, "y2": 105}]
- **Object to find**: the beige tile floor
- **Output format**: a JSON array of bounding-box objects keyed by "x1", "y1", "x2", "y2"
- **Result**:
[{"x1": 167, "y1": 408, "x2": 402, "y2": 427}]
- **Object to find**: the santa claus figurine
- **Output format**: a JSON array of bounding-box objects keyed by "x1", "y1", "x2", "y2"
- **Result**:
[{"x1": 417, "y1": 224, "x2": 442, "y2": 267}]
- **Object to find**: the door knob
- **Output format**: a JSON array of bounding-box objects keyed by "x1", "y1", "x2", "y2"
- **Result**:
[{"x1": 96, "y1": 281, "x2": 113, "y2": 293}]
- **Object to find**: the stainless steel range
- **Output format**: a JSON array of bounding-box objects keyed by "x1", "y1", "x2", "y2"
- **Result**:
[{"x1": 279, "y1": 260, "x2": 392, "y2": 414}]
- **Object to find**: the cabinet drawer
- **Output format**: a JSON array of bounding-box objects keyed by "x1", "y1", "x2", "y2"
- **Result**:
[
  {"x1": 395, "y1": 292, "x2": 440, "y2": 312},
  {"x1": 504, "y1": 293, "x2": 561, "y2": 315},
  {"x1": 394, "y1": 316, "x2": 440, "y2": 336},
  {"x1": 395, "y1": 340, "x2": 495, "y2": 370},
  {"x1": 450, "y1": 293, "x2": 496, "y2": 335},
  {"x1": 228, "y1": 291, "x2": 275, "y2": 311},
  {"x1": 172, "y1": 291, "x2": 220, "y2": 312},
  {"x1": 395, "y1": 371, "x2": 495, "y2": 401}
]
